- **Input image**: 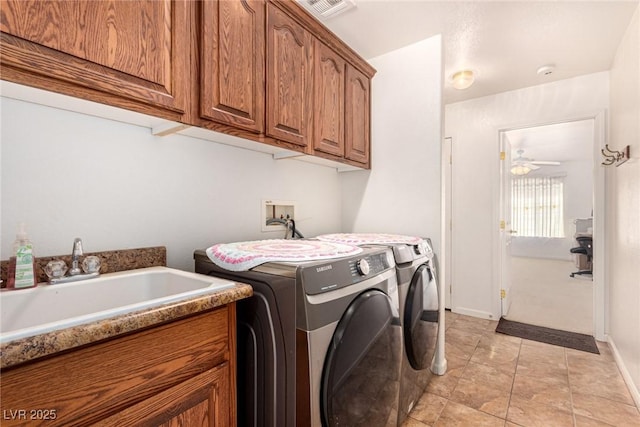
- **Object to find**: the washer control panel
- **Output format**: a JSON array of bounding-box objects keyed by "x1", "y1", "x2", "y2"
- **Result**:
[
  {"x1": 301, "y1": 249, "x2": 392, "y2": 295},
  {"x1": 349, "y1": 253, "x2": 388, "y2": 279}
]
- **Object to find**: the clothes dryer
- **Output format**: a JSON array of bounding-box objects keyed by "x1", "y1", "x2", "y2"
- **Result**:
[
  {"x1": 315, "y1": 234, "x2": 447, "y2": 426},
  {"x1": 194, "y1": 240, "x2": 402, "y2": 427}
]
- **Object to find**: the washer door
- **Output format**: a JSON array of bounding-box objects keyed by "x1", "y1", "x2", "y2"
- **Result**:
[
  {"x1": 404, "y1": 263, "x2": 439, "y2": 370},
  {"x1": 321, "y1": 289, "x2": 402, "y2": 427}
]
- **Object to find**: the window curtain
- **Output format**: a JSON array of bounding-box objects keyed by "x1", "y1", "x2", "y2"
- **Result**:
[{"x1": 512, "y1": 176, "x2": 565, "y2": 238}]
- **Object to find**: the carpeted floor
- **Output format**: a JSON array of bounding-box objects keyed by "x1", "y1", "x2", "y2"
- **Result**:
[
  {"x1": 496, "y1": 317, "x2": 599, "y2": 354},
  {"x1": 505, "y1": 257, "x2": 593, "y2": 335}
]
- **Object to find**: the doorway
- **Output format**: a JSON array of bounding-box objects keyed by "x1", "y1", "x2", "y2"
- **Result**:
[{"x1": 498, "y1": 119, "x2": 597, "y2": 335}]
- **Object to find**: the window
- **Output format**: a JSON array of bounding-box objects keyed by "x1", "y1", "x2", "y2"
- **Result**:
[{"x1": 511, "y1": 177, "x2": 565, "y2": 238}]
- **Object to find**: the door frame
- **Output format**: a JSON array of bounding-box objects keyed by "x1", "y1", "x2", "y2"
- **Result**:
[
  {"x1": 498, "y1": 131, "x2": 513, "y2": 317},
  {"x1": 442, "y1": 137, "x2": 452, "y2": 309},
  {"x1": 493, "y1": 110, "x2": 607, "y2": 340}
]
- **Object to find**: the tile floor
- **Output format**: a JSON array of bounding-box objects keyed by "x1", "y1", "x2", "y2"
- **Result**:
[{"x1": 401, "y1": 311, "x2": 640, "y2": 427}]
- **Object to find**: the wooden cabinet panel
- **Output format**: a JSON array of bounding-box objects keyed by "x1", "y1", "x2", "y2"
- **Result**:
[
  {"x1": 0, "y1": 0, "x2": 188, "y2": 119},
  {"x1": 313, "y1": 41, "x2": 345, "y2": 157},
  {"x1": 200, "y1": 0, "x2": 265, "y2": 133},
  {"x1": 96, "y1": 364, "x2": 231, "y2": 427},
  {"x1": 345, "y1": 65, "x2": 371, "y2": 166},
  {"x1": 266, "y1": 3, "x2": 313, "y2": 148}
]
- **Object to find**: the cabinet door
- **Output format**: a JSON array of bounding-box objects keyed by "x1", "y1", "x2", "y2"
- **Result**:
[
  {"x1": 96, "y1": 364, "x2": 232, "y2": 427},
  {"x1": 200, "y1": 0, "x2": 265, "y2": 133},
  {"x1": 266, "y1": 4, "x2": 313, "y2": 148},
  {"x1": 0, "y1": 0, "x2": 188, "y2": 119},
  {"x1": 313, "y1": 41, "x2": 345, "y2": 157},
  {"x1": 345, "y1": 65, "x2": 371, "y2": 166}
]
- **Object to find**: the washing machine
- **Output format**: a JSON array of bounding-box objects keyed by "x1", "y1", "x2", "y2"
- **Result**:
[
  {"x1": 316, "y1": 234, "x2": 447, "y2": 426},
  {"x1": 194, "y1": 240, "x2": 402, "y2": 427}
]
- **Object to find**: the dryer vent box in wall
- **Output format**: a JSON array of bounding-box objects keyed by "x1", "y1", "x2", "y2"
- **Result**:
[{"x1": 262, "y1": 200, "x2": 297, "y2": 232}]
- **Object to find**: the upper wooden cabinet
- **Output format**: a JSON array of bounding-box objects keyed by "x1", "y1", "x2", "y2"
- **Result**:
[
  {"x1": 311, "y1": 41, "x2": 371, "y2": 168},
  {"x1": 313, "y1": 41, "x2": 346, "y2": 158},
  {"x1": 0, "y1": 0, "x2": 189, "y2": 121},
  {"x1": 0, "y1": 0, "x2": 376, "y2": 168},
  {"x1": 345, "y1": 65, "x2": 371, "y2": 166},
  {"x1": 200, "y1": 0, "x2": 265, "y2": 133},
  {"x1": 265, "y1": 3, "x2": 314, "y2": 149}
]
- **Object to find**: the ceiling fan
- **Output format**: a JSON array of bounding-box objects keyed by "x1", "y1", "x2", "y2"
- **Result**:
[{"x1": 510, "y1": 149, "x2": 561, "y2": 175}]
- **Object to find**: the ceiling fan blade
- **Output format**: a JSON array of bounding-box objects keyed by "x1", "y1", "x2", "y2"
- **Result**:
[
  {"x1": 530, "y1": 161, "x2": 561, "y2": 165},
  {"x1": 524, "y1": 163, "x2": 541, "y2": 170}
]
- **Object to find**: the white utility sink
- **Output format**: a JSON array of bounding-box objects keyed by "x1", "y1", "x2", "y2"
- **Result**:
[{"x1": 0, "y1": 266, "x2": 235, "y2": 344}]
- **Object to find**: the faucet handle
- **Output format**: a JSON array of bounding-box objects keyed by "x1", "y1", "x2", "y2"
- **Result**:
[
  {"x1": 72, "y1": 238, "x2": 84, "y2": 257},
  {"x1": 69, "y1": 238, "x2": 84, "y2": 276}
]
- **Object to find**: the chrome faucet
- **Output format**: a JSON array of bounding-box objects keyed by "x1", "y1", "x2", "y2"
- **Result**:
[
  {"x1": 48, "y1": 237, "x2": 100, "y2": 285},
  {"x1": 69, "y1": 237, "x2": 84, "y2": 276}
]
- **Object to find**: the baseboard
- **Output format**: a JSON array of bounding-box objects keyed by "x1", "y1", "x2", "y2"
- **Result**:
[
  {"x1": 607, "y1": 334, "x2": 640, "y2": 409},
  {"x1": 451, "y1": 307, "x2": 496, "y2": 320}
]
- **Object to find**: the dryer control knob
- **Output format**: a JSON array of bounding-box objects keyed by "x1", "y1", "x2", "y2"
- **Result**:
[{"x1": 356, "y1": 259, "x2": 370, "y2": 276}]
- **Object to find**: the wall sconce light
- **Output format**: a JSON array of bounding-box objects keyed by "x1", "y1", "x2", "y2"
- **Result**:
[
  {"x1": 451, "y1": 70, "x2": 475, "y2": 90},
  {"x1": 601, "y1": 144, "x2": 630, "y2": 167},
  {"x1": 510, "y1": 165, "x2": 532, "y2": 176}
]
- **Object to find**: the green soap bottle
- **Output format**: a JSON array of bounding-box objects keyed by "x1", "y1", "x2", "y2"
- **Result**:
[{"x1": 7, "y1": 222, "x2": 37, "y2": 289}]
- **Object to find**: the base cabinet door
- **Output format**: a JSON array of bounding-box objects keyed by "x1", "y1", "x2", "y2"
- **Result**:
[
  {"x1": 0, "y1": 0, "x2": 189, "y2": 120},
  {"x1": 345, "y1": 65, "x2": 371, "y2": 166},
  {"x1": 96, "y1": 364, "x2": 231, "y2": 427},
  {"x1": 266, "y1": 3, "x2": 314, "y2": 149},
  {"x1": 200, "y1": 0, "x2": 265, "y2": 133}
]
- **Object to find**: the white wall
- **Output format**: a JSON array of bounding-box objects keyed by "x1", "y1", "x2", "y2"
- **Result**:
[
  {"x1": 608, "y1": 4, "x2": 640, "y2": 403},
  {"x1": 1, "y1": 97, "x2": 343, "y2": 271},
  {"x1": 445, "y1": 72, "x2": 610, "y2": 320},
  {"x1": 340, "y1": 35, "x2": 443, "y2": 254}
]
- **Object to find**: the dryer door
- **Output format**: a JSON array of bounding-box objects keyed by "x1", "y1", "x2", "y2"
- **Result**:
[
  {"x1": 404, "y1": 263, "x2": 439, "y2": 370},
  {"x1": 321, "y1": 289, "x2": 402, "y2": 427}
]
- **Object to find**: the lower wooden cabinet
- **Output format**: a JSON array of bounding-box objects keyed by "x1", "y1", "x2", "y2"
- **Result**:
[
  {"x1": 0, "y1": 305, "x2": 236, "y2": 427},
  {"x1": 96, "y1": 364, "x2": 231, "y2": 427}
]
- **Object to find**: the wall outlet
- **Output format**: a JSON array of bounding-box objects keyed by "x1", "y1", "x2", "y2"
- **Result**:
[{"x1": 262, "y1": 199, "x2": 297, "y2": 232}]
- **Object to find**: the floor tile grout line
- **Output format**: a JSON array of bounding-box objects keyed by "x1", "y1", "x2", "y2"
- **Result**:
[
  {"x1": 503, "y1": 337, "x2": 523, "y2": 426},
  {"x1": 565, "y1": 347, "x2": 578, "y2": 427}
]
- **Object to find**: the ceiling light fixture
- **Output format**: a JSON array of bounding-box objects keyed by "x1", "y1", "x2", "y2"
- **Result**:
[
  {"x1": 451, "y1": 70, "x2": 475, "y2": 90},
  {"x1": 537, "y1": 64, "x2": 555, "y2": 76},
  {"x1": 510, "y1": 165, "x2": 532, "y2": 176}
]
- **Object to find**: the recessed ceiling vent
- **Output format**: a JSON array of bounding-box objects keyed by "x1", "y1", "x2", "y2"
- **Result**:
[{"x1": 299, "y1": 0, "x2": 356, "y2": 19}]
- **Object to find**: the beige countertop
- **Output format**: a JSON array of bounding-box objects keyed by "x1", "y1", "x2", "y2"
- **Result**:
[{"x1": 0, "y1": 282, "x2": 252, "y2": 369}]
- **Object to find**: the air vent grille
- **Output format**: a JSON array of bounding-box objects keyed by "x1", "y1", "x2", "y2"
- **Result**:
[{"x1": 302, "y1": 0, "x2": 356, "y2": 18}]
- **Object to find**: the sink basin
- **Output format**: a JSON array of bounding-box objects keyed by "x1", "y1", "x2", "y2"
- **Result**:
[{"x1": 0, "y1": 266, "x2": 235, "y2": 344}]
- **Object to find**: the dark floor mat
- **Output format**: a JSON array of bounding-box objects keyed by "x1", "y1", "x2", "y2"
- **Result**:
[{"x1": 496, "y1": 318, "x2": 599, "y2": 354}]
